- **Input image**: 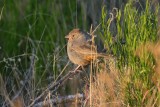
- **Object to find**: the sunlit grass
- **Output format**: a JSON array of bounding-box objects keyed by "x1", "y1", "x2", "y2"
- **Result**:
[
  {"x1": 0, "y1": 0, "x2": 160, "y2": 106},
  {"x1": 96, "y1": 0, "x2": 160, "y2": 106}
]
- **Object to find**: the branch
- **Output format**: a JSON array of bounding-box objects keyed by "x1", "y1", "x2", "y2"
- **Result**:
[
  {"x1": 33, "y1": 93, "x2": 84, "y2": 107},
  {"x1": 29, "y1": 65, "x2": 81, "y2": 107}
]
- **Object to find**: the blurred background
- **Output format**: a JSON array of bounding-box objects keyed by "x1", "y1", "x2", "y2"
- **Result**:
[{"x1": 0, "y1": 0, "x2": 160, "y2": 106}]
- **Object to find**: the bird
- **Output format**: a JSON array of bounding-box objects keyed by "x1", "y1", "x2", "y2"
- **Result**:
[{"x1": 65, "y1": 28, "x2": 109, "y2": 67}]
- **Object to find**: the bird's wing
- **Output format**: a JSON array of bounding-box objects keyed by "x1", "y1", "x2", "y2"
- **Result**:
[{"x1": 71, "y1": 42, "x2": 98, "y2": 55}]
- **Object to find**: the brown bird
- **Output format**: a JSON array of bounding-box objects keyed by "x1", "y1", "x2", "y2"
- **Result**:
[{"x1": 65, "y1": 28, "x2": 109, "y2": 67}]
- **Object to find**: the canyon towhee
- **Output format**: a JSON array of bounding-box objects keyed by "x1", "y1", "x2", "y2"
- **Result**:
[{"x1": 65, "y1": 28, "x2": 109, "y2": 66}]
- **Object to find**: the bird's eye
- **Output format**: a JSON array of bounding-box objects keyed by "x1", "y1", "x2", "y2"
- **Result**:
[{"x1": 72, "y1": 35, "x2": 74, "y2": 37}]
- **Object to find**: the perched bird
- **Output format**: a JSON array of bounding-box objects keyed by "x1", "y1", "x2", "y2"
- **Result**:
[{"x1": 65, "y1": 28, "x2": 109, "y2": 67}]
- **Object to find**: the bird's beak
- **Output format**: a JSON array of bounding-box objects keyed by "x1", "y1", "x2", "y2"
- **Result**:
[{"x1": 65, "y1": 35, "x2": 69, "y2": 39}]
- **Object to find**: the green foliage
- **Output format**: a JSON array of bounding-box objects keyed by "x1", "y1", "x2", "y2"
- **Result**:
[{"x1": 101, "y1": 0, "x2": 159, "y2": 106}]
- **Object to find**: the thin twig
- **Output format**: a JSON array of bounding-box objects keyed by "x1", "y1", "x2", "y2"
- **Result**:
[
  {"x1": 90, "y1": 23, "x2": 101, "y2": 35},
  {"x1": 13, "y1": 49, "x2": 36, "y2": 100}
]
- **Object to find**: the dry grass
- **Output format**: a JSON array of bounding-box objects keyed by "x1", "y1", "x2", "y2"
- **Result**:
[
  {"x1": 136, "y1": 42, "x2": 160, "y2": 91},
  {"x1": 84, "y1": 41, "x2": 160, "y2": 107},
  {"x1": 82, "y1": 57, "x2": 126, "y2": 107},
  {"x1": 135, "y1": 42, "x2": 160, "y2": 106}
]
